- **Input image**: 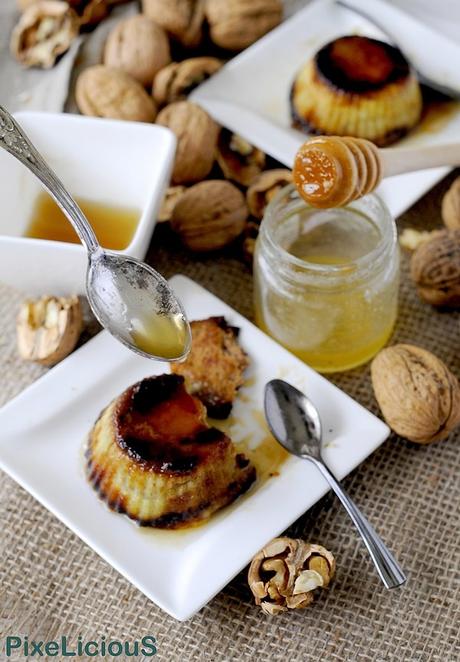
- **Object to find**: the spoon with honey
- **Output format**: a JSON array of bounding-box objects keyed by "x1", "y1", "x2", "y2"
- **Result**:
[
  {"x1": 0, "y1": 106, "x2": 191, "y2": 362},
  {"x1": 293, "y1": 135, "x2": 460, "y2": 208}
]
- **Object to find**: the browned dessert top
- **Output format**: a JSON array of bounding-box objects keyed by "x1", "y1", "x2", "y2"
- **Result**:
[
  {"x1": 114, "y1": 374, "x2": 234, "y2": 474},
  {"x1": 315, "y1": 36, "x2": 411, "y2": 93}
]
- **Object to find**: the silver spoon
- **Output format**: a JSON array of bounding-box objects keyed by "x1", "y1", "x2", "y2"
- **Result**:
[
  {"x1": 0, "y1": 106, "x2": 191, "y2": 362},
  {"x1": 264, "y1": 379, "x2": 406, "y2": 589}
]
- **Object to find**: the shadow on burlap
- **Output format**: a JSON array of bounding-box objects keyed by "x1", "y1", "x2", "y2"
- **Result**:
[{"x1": 0, "y1": 173, "x2": 459, "y2": 662}]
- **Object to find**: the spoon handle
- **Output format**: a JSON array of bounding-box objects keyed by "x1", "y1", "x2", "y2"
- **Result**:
[
  {"x1": 381, "y1": 143, "x2": 460, "y2": 178},
  {"x1": 0, "y1": 106, "x2": 100, "y2": 255},
  {"x1": 314, "y1": 460, "x2": 406, "y2": 589}
]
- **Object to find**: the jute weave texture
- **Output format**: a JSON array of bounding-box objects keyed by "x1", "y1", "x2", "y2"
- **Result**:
[{"x1": 0, "y1": 171, "x2": 459, "y2": 661}]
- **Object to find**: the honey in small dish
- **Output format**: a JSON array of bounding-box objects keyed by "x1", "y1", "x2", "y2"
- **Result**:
[{"x1": 25, "y1": 191, "x2": 139, "y2": 251}]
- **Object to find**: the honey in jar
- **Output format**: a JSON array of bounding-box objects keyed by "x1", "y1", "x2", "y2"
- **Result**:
[
  {"x1": 24, "y1": 191, "x2": 139, "y2": 251},
  {"x1": 253, "y1": 185, "x2": 399, "y2": 373}
]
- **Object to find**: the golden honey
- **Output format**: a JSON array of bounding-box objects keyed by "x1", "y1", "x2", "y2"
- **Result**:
[
  {"x1": 130, "y1": 313, "x2": 188, "y2": 360},
  {"x1": 254, "y1": 186, "x2": 399, "y2": 373},
  {"x1": 25, "y1": 191, "x2": 139, "y2": 251}
]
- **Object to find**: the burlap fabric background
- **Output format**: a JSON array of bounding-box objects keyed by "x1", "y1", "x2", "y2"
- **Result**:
[
  {"x1": 1, "y1": 0, "x2": 460, "y2": 656},
  {"x1": 1, "y1": 167, "x2": 459, "y2": 660}
]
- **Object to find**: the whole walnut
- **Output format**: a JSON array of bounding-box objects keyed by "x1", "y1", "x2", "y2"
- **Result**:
[
  {"x1": 104, "y1": 15, "x2": 170, "y2": 87},
  {"x1": 156, "y1": 101, "x2": 219, "y2": 184},
  {"x1": 410, "y1": 229, "x2": 460, "y2": 307},
  {"x1": 371, "y1": 344, "x2": 460, "y2": 444},
  {"x1": 442, "y1": 177, "x2": 460, "y2": 230},
  {"x1": 76, "y1": 65, "x2": 157, "y2": 122},
  {"x1": 142, "y1": 0, "x2": 204, "y2": 47},
  {"x1": 171, "y1": 180, "x2": 248, "y2": 251},
  {"x1": 205, "y1": 0, "x2": 282, "y2": 50}
]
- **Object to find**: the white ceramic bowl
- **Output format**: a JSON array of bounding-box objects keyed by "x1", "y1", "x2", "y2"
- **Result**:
[{"x1": 0, "y1": 112, "x2": 176, "y2": 294}]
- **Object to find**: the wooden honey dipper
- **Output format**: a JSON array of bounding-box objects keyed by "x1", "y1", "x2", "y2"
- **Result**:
[{"x1": 293, "y1": 136, "x2": 460, "y2": 208}]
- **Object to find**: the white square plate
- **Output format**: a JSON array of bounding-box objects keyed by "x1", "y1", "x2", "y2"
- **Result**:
[
  {"x1": 0, "y1": 276, "x2": 389, "y2": 620},
  {"x1": 191, "y1": 0, "x2": 460, "y2": 218}
]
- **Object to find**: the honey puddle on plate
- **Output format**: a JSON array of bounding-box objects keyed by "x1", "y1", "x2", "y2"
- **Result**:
[{"x1": 24, "y1": 191, "x2": 139, "y2": 251}]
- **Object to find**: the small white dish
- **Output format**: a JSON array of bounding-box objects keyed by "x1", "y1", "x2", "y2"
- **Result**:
[
  {"x1": 191, "y1": 0, "x2": 460, "y2": 217},
  {"x1": 0, "y1": 112, "x2": 175, "y2": 294},
  {"x1": 0, "y1": 275, "x2": 389, "y2": 621}
]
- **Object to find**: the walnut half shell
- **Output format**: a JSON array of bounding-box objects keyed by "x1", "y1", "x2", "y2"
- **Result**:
[
  {"x1": 247, "y1": 169, "x2": 293, "y2": 219},
  {"x1": 410, "y1": 229, "x2": 460, "y2": 307},
  {"x1": 153, "y1": 57, "x2": 222, "y2": 107},
  {"x1": 17, "y1": 295, "x2": 83, "y2": 366},
  {"x1": 216, "y1": 130, "x2": 265, "y2": 187},
  {"x1": 248, "y1": 537, "x2": 335, "y2": 615},
  {"x1": 371, "y1": 344, "x2": 460, "y2": 444},
  {"x1": 11, "y1": 0, "x2": 80, "y2": 69}
]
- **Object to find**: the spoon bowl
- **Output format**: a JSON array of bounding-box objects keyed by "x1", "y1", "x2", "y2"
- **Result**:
[
  {"x1": 87, "y1": 251, "x2": 191, "y2": 361},
  {"x1": 264, "y1": 379, "x2": 322, "y2": 460}
]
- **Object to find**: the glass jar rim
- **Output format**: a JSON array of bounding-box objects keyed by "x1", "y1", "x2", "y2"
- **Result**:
[{"x1": 260, "y1": 184, "x2": 396, "y2": 278}]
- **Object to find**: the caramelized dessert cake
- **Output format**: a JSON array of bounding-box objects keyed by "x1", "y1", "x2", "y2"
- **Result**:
[
  {"x1": 171, "y1": 317, "x2": 249, "y2": 419},
  {"x1": 291, "y1": 35, "x2": 422, "y2": 146},
  {"x1": 86, "y1": 374, "x2": 255, "y2": 528}
]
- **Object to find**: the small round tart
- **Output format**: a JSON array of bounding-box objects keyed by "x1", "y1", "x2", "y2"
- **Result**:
[
  {"x1": 291, "y1": 35, "x2": 422, "y2": 146},
  {"x1": 86, "y1": 374, "x2": 255, "y2": 528}
]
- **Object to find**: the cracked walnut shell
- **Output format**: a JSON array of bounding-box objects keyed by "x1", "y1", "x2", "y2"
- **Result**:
[
  {"x1": 17, "y1": 295, "x2": 83, "y2": 366},
  {"x1": 153, "y1": 57, "x2": 222, "y2": 106},
  {"x1": 371, "y1": 344, "x2": 460, "y2": 444},
  {"x1": 206, "y1": 0, "x2": 283, "y2": 51},
  {"x1": 104, "y1": 15, "x2": 170, "y2": 87},
  {"x1": 156, "y1": 101, "x2": 219, "y2": 184},
  {"x1": 442, "y1": 177, "x2": 460, "y2": 230},
  {"x1": 216, "y1": 130, "x2": 265, "y2": 187},
  {"x1": 410, "y1": 229, "x2": 460, "y2": 307},
  {"x1": 171, "y1": 180, "x2": 248, "y2": 251},
  {"x1": 76, "y1": 65, "x2": 157, "y2": 122},
  {"x1": 248, "y1": 537, "x2": 335, "y2": 615},
  {"x1": 247, "y1": 169, "x2": 293, "y2": 219},
  {"x1": 11, "y1": 1, "x2": 79, "y2": 69},
  {"x1": 17, "y1": 0, "x2": 110, "y2": 22},
  {"x1": 142, "y1": 0, "x2": 204, "y2": 47}
]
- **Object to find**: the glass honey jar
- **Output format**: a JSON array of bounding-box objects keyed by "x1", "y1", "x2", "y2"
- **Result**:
[{"x1": 253, "y1": 186, "x2": 399, "y2": 373}]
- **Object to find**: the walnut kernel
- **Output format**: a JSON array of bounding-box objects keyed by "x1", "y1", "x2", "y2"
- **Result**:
[{"x1": 248, "y1": 537, "x2": 335, "y2": 615}]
